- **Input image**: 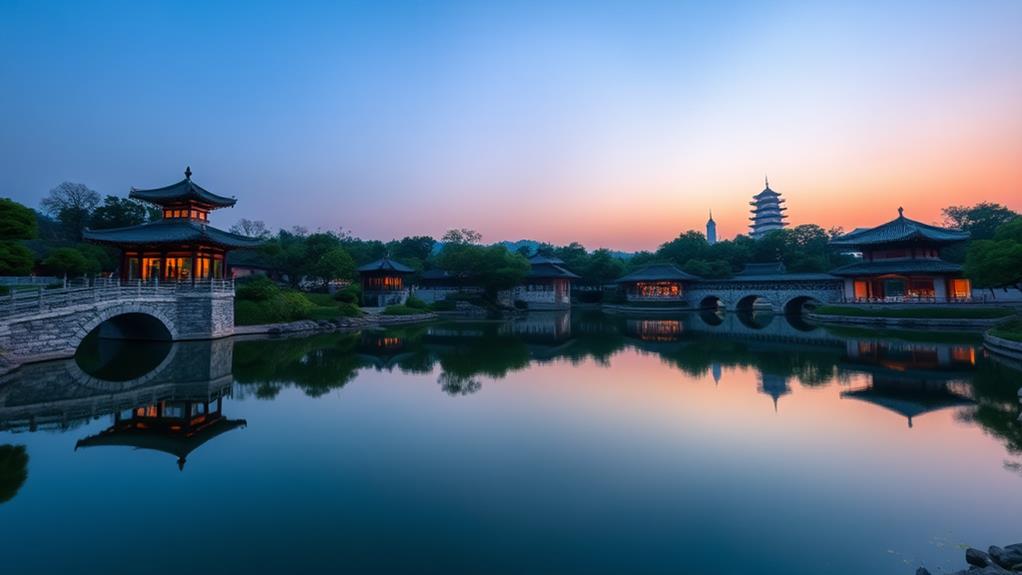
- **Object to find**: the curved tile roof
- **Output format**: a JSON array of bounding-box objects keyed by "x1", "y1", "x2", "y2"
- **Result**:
[
  {"x1": 615, "y1": 263, "x2": 700, "y2": 283},
  {"x1": 358, "y1": 257, "x2": 415, "y2": 273},
  {"x1": 830, "y1": 209, "x2": 969, "y2": 247},
  {"x1": 829, "y1": 258, "x2": 962, "y2": 276},
  {"x1": 527, "y1": 262, "x2": 580, "y2": 279},
  {"x1": 83, "y1": 219, "x2": 265, "y2": 248},
  {"x1": 130, "y1": 170, "x2": 236, "y2": 208}
]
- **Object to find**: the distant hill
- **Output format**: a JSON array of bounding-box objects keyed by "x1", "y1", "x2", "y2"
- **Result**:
[{"x1": 432, "y1": 239, "x2": 635, "y2": 259}]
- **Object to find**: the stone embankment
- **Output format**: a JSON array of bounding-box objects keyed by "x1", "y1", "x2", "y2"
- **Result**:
[
  {"x1": 918, "y1": 543, "x2": 1022, "y2": 574},
  {"x1": 235, "y1": 311, "x2": 437, "y2": 336},
  {"x1": 984, "y1": 332, "x2": 1022, "y2": 360}
]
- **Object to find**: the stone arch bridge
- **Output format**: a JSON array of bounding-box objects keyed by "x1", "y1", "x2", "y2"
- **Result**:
[
  {"x1": 0, "y1": 280, "x2": 235, "y2": 373},
  {"x1": 685, "y1": 274, "x2": 844, "y2": 313}
]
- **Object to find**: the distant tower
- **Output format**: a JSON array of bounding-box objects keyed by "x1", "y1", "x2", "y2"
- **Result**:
[
  {"x1": 749, "y1": 176, "x2": 788, "y2": 239},
  {"x1": 706, "y1": 210, "x2": 717, "y2": 245}
]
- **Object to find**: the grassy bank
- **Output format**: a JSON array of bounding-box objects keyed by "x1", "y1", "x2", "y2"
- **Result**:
[
  {"x1": 234, "y1": 278, "x2": 362, "y2": 326},
  {"x1": 990, "y1": 319, "x2": 1022, "y2": 342},
  {"x1": 813, "y1": 305, "x2": 1016, "y2": 320}
]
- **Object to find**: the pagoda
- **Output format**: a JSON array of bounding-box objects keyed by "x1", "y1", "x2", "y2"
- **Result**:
[
  {"x1": 748, "y1": 177, "x2": 788, "y2": 239},
  {"x1": 84, "y1": 167, "x2": 263, "y2": 281},
  {"x1": 829, "y1": 207, "x2": 971, "y2": 302}
]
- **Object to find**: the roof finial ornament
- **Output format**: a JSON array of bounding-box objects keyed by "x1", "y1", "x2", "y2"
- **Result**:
[
  {"x1": 765, "y1": 174, "x2": 769, "y2": 189},
  {"x1": 184, "y1": 166, "x2": 192, "y2": 179},
  {"x1": 898, "y1": 206, "x2": 904, "y2": 217}
]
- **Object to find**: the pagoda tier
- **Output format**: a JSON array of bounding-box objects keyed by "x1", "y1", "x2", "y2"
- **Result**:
[
  {"x1": 83, "y1": 168, "x2": 263, "y2": 281},
  {"x1": 748, "y1": 182, "x2": 789, "y2": 239}
]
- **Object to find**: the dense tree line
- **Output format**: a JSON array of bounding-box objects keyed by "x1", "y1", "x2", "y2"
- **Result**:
[{"x1": 2, "y1": 181, "x2": 1019, "y2": 296}]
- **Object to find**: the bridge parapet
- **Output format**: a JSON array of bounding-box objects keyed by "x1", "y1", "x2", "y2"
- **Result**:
[
  {"x1": 687, "y1": 277, "x2": 844, "y2": 312},
  {"x1": 0, "y1": 280, "x2": 235, "y2": 373}
]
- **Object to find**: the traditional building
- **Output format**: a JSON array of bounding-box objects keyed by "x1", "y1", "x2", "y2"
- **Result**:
[
  {"x1": 413, "y1": 269, "x2": 482, "y2": 304},
  {"x1": 829, "y1": 208, "x2": 971, "y2": 302},
  {"x1": 83, "y1": 167, "x2": 263, "y2": 281},
  {"x1": 358, "y1": 257, "x2": 414, "y2": 306},
  {"x1": 614, "y1": 263, "x2": 701, "y2": 305},
  {"x1": 512, "y1": 255, "x2": 579, "y2": 310},
  {"x1": 749, "y1": 178, "x2": 788, "y2": 239},
  {"x1": 706, "y1": 210, "x2": 717, "y2": 245}
]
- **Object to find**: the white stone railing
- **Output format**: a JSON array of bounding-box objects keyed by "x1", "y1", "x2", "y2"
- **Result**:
[{"x1": 0, "y1": 278, "x2": 234, "y2": 319}]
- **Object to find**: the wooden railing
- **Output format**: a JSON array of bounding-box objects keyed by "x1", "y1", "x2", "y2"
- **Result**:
[{"x1": 0, "y1": 278, "x2": 234, "y2": 319}]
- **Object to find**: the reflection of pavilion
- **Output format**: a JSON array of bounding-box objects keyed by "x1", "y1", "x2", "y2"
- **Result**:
[
  {"x1": 76, "y1": 388, "x2": 244, "y2": 470},
  {"x1": 842, "y1": 378, "x2": 973, "y2": 428},
  {"x1": 625, "y1": 319, "x2": 683, "y2": 343},
  {"x1": 840, "y1": 340, "x2": 976, "y2": 427},
  {"x1": 758, "y1": 372, "x2": 790, "y2": 411},
  {"x1": 0, "y1": 339, "x2": 245, "y2": 469}
]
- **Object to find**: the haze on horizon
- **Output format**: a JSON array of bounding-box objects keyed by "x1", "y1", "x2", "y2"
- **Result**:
[{"x1": 1, "y1": 0, "x2": 1020, "y2": 252}]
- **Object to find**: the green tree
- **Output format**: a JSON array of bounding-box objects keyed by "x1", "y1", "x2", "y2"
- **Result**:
[
  {"x1": 0, "y1": 198, "x2": 38, "y2": 276},
  {"x1": 441, "y1": 228, "x2": 482, "y2": 245},
  {"x1": 0, "y1": 242, "x2": 35, "y2": 275},
  {"x1": 584, "y1": 249, "x2": 626, "y2": 283},
  {"x1": 310, "y1": 247, "x2": 356, "y2": 283},
  {"x1": 657, "y1": 231, "x2": 709, "y2": 265},
  {"x1": 43, "y1": 247, "x2": 100, "y2": 276},
  {"x1": 0, "y1": 198, "x2": 38, "y2": 240},
  {"x1": 942, "y1": 202, "x2": 1019, "y2": 240},
  {"x1": 965, "y1": 217, "x2": 1022, "y2": 290},
  {"x1": 438, "y1": 243, "x2": 529, "y2": 295},
  {"x1": 90, "y1": 195, "x2": 159, "y2": 229}
]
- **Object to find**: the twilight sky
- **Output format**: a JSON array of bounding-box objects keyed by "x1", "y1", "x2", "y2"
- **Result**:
[{"x1": 1, "y1": 0, "x2": 1020, "y2": 251}]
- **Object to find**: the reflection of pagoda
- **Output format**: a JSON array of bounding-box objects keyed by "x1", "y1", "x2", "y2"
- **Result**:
[
  {"x1": 76, "y1": 386, "x2": 244, "y2": 470},
  {"x1": 758, "y1": 372, "x2": 790, "y2": 411}
]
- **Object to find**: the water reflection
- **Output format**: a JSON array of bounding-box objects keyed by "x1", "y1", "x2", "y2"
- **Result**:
[
  {"x1": 2, "y1": 311, "x2": 1022, "y2": 574},
  {"x1": 0, "y1": 310, "x2": 1019, "y2": 488},
  {"x1": 0, "y1": 339, "x2": 243, "y2": 471}
]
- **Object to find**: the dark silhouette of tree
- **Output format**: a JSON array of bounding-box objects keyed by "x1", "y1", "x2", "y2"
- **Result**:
[
  {"x1": 0, "y1": 444, "x2": 28, "y2": 505},
  {"x1": 41, "y1": 182, "x2": 100, "y2": 240}
]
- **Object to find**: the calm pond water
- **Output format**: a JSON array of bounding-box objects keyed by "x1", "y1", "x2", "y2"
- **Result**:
[{"x1": 1, "y1": 310, "x2": 1020, "y2": 574}]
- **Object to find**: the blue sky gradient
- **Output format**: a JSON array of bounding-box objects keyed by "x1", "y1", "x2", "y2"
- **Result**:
[{"x1": 2, "y1": 0, "x2": 1020, "y2": 249}]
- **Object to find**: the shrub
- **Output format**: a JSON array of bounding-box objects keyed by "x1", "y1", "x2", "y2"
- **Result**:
[
  {"x1": 336, "y1": 302, "x2": 363, "y2": 317},
  {"x1": 42, "y1": 247, "x2": 99, "y2": 276},
  {"x1": 237, "y1": 276, "x2": 280, "y2": 301},
  {"x1": 405, "y1": 294, "x2": 428, "y2": 310},
  {"x1": 234, "y1": 286, "x2": 315, "y2": 325},
  {"x1": 333, "y1": 284, "x2": 361, "y2": 304}
]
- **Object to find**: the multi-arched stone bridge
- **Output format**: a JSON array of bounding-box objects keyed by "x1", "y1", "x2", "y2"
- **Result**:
[
  {"x1": 0, "y1": 280, "x2": 235, "y2": 373},
  {"x1": 686, "y1": 274, "x2": 844, "y2": 313}
]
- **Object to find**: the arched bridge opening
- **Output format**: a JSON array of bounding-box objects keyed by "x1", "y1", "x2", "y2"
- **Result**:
[
  {"x1": 75, "y1": 313, "x2": 174, "y2": 381},
  {"x1": 735, "y1": 295, "x2": 773, "y2": 312},
  {"x1": 783, "y1": 296, "x2": 821, "y2": 315},
  {"x1": 698, "y1": 295, "x2": 724, "y2": 310}
]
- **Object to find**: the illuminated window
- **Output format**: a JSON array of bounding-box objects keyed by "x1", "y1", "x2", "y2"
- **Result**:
[
  {"x1": 634, "y1": 281, "x2": 681, "y2": 298},
  {"x1": 950, "y1": 278, "x2": 971, "y2": 299},
  {"x1": 853, "y1": 280, "x2": 868, "y2": 299}
]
